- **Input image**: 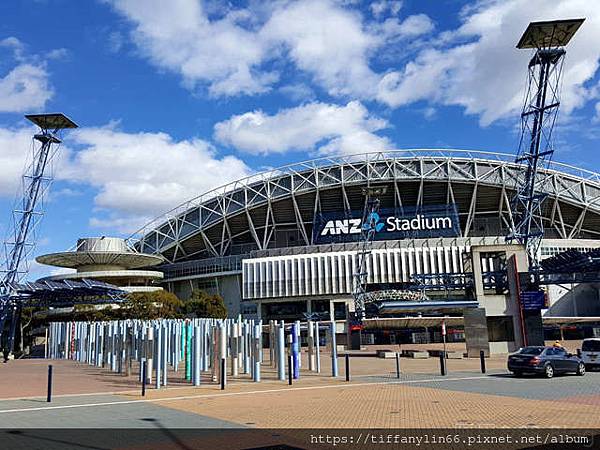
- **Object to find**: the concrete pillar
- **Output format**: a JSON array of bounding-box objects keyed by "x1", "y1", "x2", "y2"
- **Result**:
[{"x1": 464, "y1": 308, "x2": 490, "y2": 358}]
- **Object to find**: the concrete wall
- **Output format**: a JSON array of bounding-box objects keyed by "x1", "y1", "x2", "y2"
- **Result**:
[
  {"x1": 546, "y1": 283, "x2": 600, "y2": 317},
  {"x1": 168, "y1": 274, "x2": 243, "y2": 318},
  {"x1": 471, "y1": 244, "x2": 529, "y2": 353},
  {"x1": 218, "y1": 274, "x2": 243, "y2": 318}
]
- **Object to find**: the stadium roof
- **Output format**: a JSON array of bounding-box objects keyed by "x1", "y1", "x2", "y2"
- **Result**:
[{"x1": 129, "y1": 150, "x2": 600, "y2": 263}]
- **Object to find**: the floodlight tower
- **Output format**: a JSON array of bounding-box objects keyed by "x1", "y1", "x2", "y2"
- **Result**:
[
  {"x1": 509, "y1": 19, "x2": 584, "y2": 269},
  {"x1": 353, "y1": 185, "x2": 387, "y2": 321},
  {"x1": 0, "y1": 113, "x2": 78, "y2": 354}
]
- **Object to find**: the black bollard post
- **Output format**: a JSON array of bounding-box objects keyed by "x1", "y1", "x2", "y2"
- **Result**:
[
  {"x1": 220, "y1": 358, "x2": 226, "y2": 390},
  {"x1": 47, "y1": 365, "x2": 53, "y2": 403},
  {"x1": 345, "y1": 354, "x2": 350, "y2": 382},
  {"x1": 439, "y1": 352, "x2": 446, "y2": 376},
  {"x1": 480, "y1": 350, "x2": 486, "y2": 374},
  {"x1": 395, "y1": 352, "x2": 401, "y2": 378},
  {"x1": 288, "y1": 354, "x2": 293, "y2": 385},
  {"x1": 141, "y1": 361, "x2": 147, "y2": 397}
]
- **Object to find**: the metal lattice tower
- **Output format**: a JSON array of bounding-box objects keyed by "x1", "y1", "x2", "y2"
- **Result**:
[
  {"x1": 509, "y1": 19, "x2": 584, "y2": 269},
  {"x1": 0, "y1": 113, "x2": 77, "y2": 354},
  {"x1": 352, "y1": 185, "x2": 386, "y2": 321}
]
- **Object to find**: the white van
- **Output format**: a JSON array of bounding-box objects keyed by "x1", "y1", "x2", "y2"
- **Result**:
[{"x1": 581, "y1": 338, "x2": 600, "y2": 369}]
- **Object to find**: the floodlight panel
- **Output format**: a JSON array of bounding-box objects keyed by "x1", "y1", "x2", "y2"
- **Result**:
[
  {"x1": 25, "y1": 113, "x2": 78, "y2": 130},
  {"x1": 516, "y1": 18, "x2": 585, "y2": 49}
]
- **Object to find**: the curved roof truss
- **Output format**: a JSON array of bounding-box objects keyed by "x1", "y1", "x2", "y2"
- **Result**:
[{"x1": 130, "y1": 150, "x2": 600, "y2": 262}]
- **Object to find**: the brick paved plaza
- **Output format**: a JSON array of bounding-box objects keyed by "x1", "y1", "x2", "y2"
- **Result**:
[{"x1": 1, "y1": 344, "x2": 600, "y2": 450}]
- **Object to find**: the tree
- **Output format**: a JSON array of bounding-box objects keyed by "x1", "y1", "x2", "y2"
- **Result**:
[
  {"x1": 18, "y1": 307, "x2": 35, "y2": 356},
  {"x1": 72, "y1": 304, "x2": 114, "y2": 322},
  {"x1": 122, "y1": 290, "x2": 184, "y2": 320},
  {"x1": 185, "y1": 289, "x2": 227, "y2": 319}
]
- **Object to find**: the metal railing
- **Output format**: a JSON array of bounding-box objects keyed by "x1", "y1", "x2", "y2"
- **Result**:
[{"x1": 160, "y1": 255, "x2": 243, "y2": 281}]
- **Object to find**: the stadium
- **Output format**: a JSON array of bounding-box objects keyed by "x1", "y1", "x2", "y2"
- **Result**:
[{"x1": 110, "y1": 149, "x2": 599, "y2": 354}]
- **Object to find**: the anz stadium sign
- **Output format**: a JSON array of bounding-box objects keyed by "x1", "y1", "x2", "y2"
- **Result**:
[{"x1": 312, "y1": 204, "x2": 460, "y2": 244}]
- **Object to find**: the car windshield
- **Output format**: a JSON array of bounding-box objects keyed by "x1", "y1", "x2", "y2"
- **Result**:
[
  {"x1": 582, "y1": 340, "x2": 600, "y2": 352},
  {"x1": 518, "y1": 347, "x2": 544, "y2": 355}
]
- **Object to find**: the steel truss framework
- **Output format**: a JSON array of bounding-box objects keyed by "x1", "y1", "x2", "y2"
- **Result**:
[
  {"x1": 510, "y1": 39, "x2": 567, "y2": 267},
  {"x1": 131, "y1": 150, "x2": 600, "y2": 264},
  {"x1": 1, "y1": 114, "x2": 77, "y2": 352}
]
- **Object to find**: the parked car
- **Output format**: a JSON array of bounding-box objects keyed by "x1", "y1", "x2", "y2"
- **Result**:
[
  {"x1": 507, "y1": 346, "x2": 585, "y2": 378},
  {"x1": 581, "y1": 338, "x2": 600, "y2": 370}
]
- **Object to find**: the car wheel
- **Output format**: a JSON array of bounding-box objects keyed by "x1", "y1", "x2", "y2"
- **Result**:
[
  {"x1": 576, "y1": 362, "x2": 586, "y2": 376},
  {"x1": 544, "y1": 364, "x2": 554, "y2": 379}
]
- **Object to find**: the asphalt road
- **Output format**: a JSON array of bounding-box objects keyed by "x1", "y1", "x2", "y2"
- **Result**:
[{"x1": 403, "y1": 369, "x2": 600, "y2": 400}]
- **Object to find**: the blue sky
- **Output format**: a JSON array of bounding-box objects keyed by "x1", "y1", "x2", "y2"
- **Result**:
[{"x1": 0, "y1": 0, "x2": 599, "y2": 279}]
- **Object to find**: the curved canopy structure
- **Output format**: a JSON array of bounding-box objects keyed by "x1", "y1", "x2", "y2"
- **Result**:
[
  {"x1": 131, "y1": 150, "x2": 600, "y2": 264},
  {"x1": 36, "y1": 251, "x2": 163, "y2": 270},
  {"x1": 37, "y1": 237, "x2": 163, "y2": 269}
]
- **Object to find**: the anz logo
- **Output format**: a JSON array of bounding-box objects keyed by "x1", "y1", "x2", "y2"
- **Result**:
[
  {"x1": 320, "y1": 218, "x2": 362, "y2": 236},
  {"x1": 320, "y1": 212, "x2": 386, "y2": 236},
  {"x1": 363, "y1": 212, "x2": 385, "y2": 232}
]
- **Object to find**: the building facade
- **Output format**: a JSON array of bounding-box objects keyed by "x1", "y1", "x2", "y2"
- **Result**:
[{"x1": 130, "y1": 150, "x2": 600, "y2": 351}]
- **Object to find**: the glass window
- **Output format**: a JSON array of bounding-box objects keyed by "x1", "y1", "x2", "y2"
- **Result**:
[
  {"x1": 554, "y1": 348, "x2": 567, "y2": 356},
  {"x1": 518, "y1": 347, "x2": 544, "y2": 355},
  {"x1": 333, "y1": 302, "x2": 347, "y2": 320},
  {"x1": 582, "y1": 340, "x2": 600, "y2": 352}
]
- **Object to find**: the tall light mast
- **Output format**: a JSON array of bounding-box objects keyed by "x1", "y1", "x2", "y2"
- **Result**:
[
  {"x1": 0, "y1": 113, "x2": 78, "y2": 354},
  {"x1": 353, "y1": 185, "x2": 386, "y2": 321},
  {"x1": 509, "y1": 19, "x2": 584, "y2": 268}
]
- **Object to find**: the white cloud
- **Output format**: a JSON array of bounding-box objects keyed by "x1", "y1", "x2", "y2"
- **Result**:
[
  {"x1": 105, "y1": 0, "x2": 600, "y2": 125},
  {"x1": 0, "y1": 37, "x2": 54, "y2": 113},
  {"x1": 104, "y1": 0, "x2": 432, "y2": 100},
  {"x1": 0, "y1": 37, "x2": 26, "y2": 60},
  {"x1": 214, "y1": 100, "x2": 391, "y2": 155},
  {"x1": 65, "y1": 126, "x2": 251, "y2": 232},
  {"x1": 0, "y1": 64, "x2": 52, "y2": 113},
  {"x1": 261, "y1": 0, "x2": 381, "y2": 98},
  {"x1": 107, "y1": 31, "x2": 124, "y2": 53},
  {"x1": 279, "y1": 83, "x2": 316, "y2": 102},
  {"x1": 0, "y1": 126, "x2": 35, "y2": 196},
  {"x1": 104, "y1": 0, "x2": 274, "y2": 96},
  {"x1": 369, "y1": 14, "x2": 434, "y2": 43},
  {"x1": 377, "y1": 0, "x2": 600, "y2": 125},
  {"x1": 371, "y1": 1, "x2": 403, "y2": 18}
]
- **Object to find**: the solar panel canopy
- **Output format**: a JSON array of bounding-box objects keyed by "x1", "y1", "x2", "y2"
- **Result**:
[
  {"x1": 516, "y1": 18, "x2": 585, "y2": 49},
  {"x1": 25, "y1": 113, "x2": 78, "y2": 130}
]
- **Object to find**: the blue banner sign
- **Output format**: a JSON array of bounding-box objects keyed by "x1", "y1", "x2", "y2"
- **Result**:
[
  {"x1": 520, "y1": 291, "x2": 546, "y2": 310},
  {"x1": 312, "y1": 204, "x2": 460, "y2": 244}
]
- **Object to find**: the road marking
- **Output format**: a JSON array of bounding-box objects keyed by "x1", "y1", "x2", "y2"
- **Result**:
[
  {"x1": 0, "y1": 384, "x2": 198, "y2": 402},
  {"x1": 0, "y1": 375, "x2": 489, "y2": 415}
]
